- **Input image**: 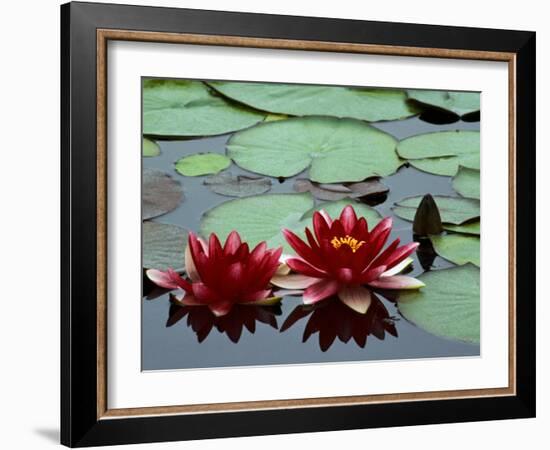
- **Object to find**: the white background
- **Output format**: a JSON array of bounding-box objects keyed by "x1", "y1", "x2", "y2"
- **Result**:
[{"x1": 0, "y1": 0, "x2": 546, "y2": 449}]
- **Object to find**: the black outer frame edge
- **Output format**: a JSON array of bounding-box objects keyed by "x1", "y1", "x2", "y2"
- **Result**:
[{"x1": 60, "y1": 1, "x2": 536, "y2": 447}]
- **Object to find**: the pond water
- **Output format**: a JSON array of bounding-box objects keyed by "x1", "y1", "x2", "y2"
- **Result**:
[{"x1": 142, "y1": 115, "x2": 480, "y2": 371}]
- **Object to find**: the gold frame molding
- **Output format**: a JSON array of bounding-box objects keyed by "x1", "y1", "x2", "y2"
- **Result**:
[{"x1": 96, "y1": 29, "x2": 517, "y2": 420}]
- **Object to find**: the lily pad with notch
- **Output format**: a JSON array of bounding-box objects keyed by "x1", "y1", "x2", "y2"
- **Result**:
[
  {"x1": 143, "y1": 79, "x2": 264, "y2": 137},
  {"x1": 175, "y1": 153, "x2": 231, "y2": 177},
  {"x1": 398, "y1": 265, "x2": 480, "y2": 344},
  {"x1": 227, "y1": 116, "x2": 401, "y2": 183},
  {"x1": 208, "y1": 81, "x2": 419, "y2": 122},
  {"x1": 393, "y1": 195, "x2": 480, "y2": 225},
  {"x1": 397, "y1": 130, "x2": 480, "y2": 176}
]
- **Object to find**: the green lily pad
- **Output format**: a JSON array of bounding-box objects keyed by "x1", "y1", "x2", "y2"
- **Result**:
[
  {"x1": 430, "y1": 234, "x2": 480, "y2": 266},
  {"x1": 398, "y1": 265, "x2": 480, "y2": 344},
  {"x1": 227, "y1": 116, "x2": 400, "y2": 183},
  {"x1": 407, "y1": 90, "x2": 480, "y2": 116},
  {"x1": 143, "y1": 138, "x2": 160, "y2": 157},
  {"x1": 208, "y1": 81, "x2": 419, "y2": 122},
  {"x1": 452, "y1": 166, "x2": 480, "y2": 199},
  {"x1": 393, "y1": 195, "x2": 480, "y2": 225},
  {"x1": 443, "y1": 221, "x2": 480, "y2": 235},
  {"x1": 175, "y1": 153, "x2": 231, "y2": 176},
  {"x1": 204, "y1": 172, "x2": 272, "y2": 197},
  {"x1": 142, "y1": 79, "x2": 264, "y2": 137},
  {"x1": 143, "y1": 222, "x2": 188, "y2": 271},
  {"x1": 199, "y1": 193, "x2": 381, "y2": 253},
  {"x1": 142, "y1": 169, "x2": 183, "y2": 220},
  {"x1": 397, "y1": 130, "x2": 480, "y2": 176}
]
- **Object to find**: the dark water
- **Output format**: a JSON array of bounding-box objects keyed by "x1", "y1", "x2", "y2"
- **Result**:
[{"x1": 142, "y1": 116, "x2": 480, "y2": 371}]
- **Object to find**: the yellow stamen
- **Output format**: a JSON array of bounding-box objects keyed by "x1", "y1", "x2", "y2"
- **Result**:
[{"x1": 330, "y1": 235, "x2": 366, "y2": 253}]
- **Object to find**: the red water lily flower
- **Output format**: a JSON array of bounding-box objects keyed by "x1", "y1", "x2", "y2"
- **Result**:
[
  {"x1": 273, "y1": 205, "x2": 424, "y2": 314},
  {"x1": 147, "y1": 231, "x2": 282, "y2": 317}
]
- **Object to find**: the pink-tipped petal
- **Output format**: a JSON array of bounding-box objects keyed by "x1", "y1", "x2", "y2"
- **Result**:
[
  {"x1": 286, "y1": 257, "x2": 327, "y2": 278},
  {"x1": 303, "y1": 279, "x2": 339, "y2": 304},
  {"x1": 384, "y1": 242, "x2": 420, "y2": 270},
  {"x1": 184, "y1": 245, "x2": 200, "y2": 282},
  {"x1": 381, "y1": 257, "x2": 413, "y2": 277},
  {"x1": 338, "y1": 285, "x2": 372, "y2": 314},
  {"x1": 270, "y1": 274, "x2": 322, "y2": 289},
  {"x1": 339, "y1": 205, "x2": 357, "y2": 233},
  {"x1": 223, "y1": 230, "x2": 242, "y2": 255},
  {"x1": 146, "y1": 268, "x2": 191, "y2": 292},
  {"x1": 282, "y1": 229, "x2": 323, "y2": 267},
  {"x1": 359, "y1": 265, "x2": 387, "y2": 283},
  {"x1": 368, "y1": 275, "x2": 425, "y2": 290},
  {"x1": 318, "y1": 209, "x2": 333, "y2": 226}
]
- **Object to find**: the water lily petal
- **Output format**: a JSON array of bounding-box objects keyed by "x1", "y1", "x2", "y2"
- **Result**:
[
  {"x1": 185, "y1": 245, "x2": 200, "y2": 282},
  {"x1": 359, "y1": 265, "x2": 387, "y2": 283},
  {"x1": 313, "y1": 211, "x2": 331, "y2": 241},
  {"x1": 384, "y1": 242, "x2": 420, "y2": 270},
  {"x1": 368, "y1": 275, "x2": 425, "y2": 290},
  {"x1": 339, "y1": 205, "x2": 358, "y2": 234},
  {"x1": 303, "y1": 279, "x2": 340, "y2": 304},
  {"x1": 318, "y1": 209, "x2": 333, "y2": 226},
  {"x1": 223, "y1": 230, "x2": 242, "y2": 255},
  {"x1": 286, "y1": 257, "x2": 328, "y2": 278},
  {"x1": 381, "y1": 257, "x2": 413, "y2": 277},
  {"x1": 275, "y1": 262, "x2": 291, "y2": 276},
  {"x1": 270, "y1": 274, "x2": 321, "y2": 289},
  {"x1": 282, "y1": 229, "x2": 323, "y2": 268},
  {"x1": 338, "y1": 285, "x2": 372, "y2": 314},
  {"x1": 146, "y1": 268, "x2": 192, "y2": 292}
]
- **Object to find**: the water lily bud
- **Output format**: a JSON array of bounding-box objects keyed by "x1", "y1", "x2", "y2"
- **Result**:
[{"x1": 413, "y1": 194, "x2": 444, "y2": 236}]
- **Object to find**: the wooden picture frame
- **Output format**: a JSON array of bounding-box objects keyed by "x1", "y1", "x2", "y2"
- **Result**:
[{"x1": 61, "y1": 1, "x2": 535, "y2": 446}]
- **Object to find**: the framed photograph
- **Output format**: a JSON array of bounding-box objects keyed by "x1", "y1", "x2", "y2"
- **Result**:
[{"x1": 61, "y1": 1, "x2": 535, "y2": 447}]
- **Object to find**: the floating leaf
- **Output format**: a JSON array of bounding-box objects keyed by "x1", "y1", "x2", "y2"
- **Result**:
[
  {"x1": 452, "y1": 166, "x2": 480, "y2": 199},
  {"x1": 142, "y1": 79, "x2": 264, "y2": 137},
  {"x1": 294, "y1": 178, "x2": 388, "y2": 201},
  {"x1": 393, "y1": 195, "x2": 479, "y2": 225},
  {"x1": 175, "y1": 153, "x2": 231, "y2": 176},
  {"x1": 200, "y1": 193, "x2": 380, "y2": 253},
  {"x1": 227, "y1": 117, "x2": 400, "y2": 183},
  {"x1": 263, "y1": 113, "x2": 289, "y2": 122},
  {"x1": 407, "y1": 90, "x2": 480, "y2": 117},
  {"x1": 397, "y1": 130, "x2": 479, "y2": 176},
  {"x1": 143, "y1": 138, "x2": 160, "y2": 157},
  {"x1": 142, "y1": 169, "x2": 183, "y2": 220},
  {"x1": 398, "y1": 265, "x2": 480, "y2": 344},
  {"x1": 208, "y1": 81, "x2": 419, "y2": 122},
  {"x1": 143, "y1": 222, "x2": 188, "y2": 271},
  {"x1": 443, "y1": 221, "x2": 480, "y2": 235},
  {"x1": 204, "y1": 172, "x2": 272, "y2": 197},
  {"x1": 430, "y1": 234, "x2": 480, "y2": 266}
]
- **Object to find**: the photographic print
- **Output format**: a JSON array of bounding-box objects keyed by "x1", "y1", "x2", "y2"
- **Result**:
[{"x1": 141, "y1": 79, "x2": 481, "y2": 371}]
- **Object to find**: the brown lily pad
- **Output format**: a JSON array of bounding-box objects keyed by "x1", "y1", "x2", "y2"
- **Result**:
[
  {"x1": 293, "y1": 178, "x2": 389, "y2": 201},
  {"x1": 204, "y1": 172, "x2": 272, "y2": 197},
  {"x1": 142, "y1": 168, "x2": 183, "y2": 220}
]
